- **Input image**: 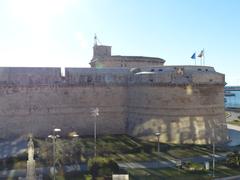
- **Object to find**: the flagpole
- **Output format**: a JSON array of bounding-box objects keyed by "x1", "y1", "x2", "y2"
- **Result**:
[
  {"x1": 195, "y1": 52, "x2": 196, "y2": 65},
  {"x1": 203, "y1": 49, "x2": 205, "y2": 66},
  {"x1": 198, "y1": 49, "x2": 204, "y2": 66},
  {"x1": 191, "y1": 52, "x2": 196, "y2": 66}
]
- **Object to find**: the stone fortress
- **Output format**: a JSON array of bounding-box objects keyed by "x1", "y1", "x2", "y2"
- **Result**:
[{"x1": 0, "y1": 43, "x2": 228, "y2": 144}]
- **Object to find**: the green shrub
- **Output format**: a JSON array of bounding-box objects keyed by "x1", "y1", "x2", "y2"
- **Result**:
[
  {"x1": 226, "y1": 151, "x2": 240, "y2": 167},
  {"x1": 88, "y1": 157, "x2": 120, "y2": 178},
  {"x1": 142, "y1": 143, "x2": 153, "y2": 153},
  {"x1": 233, "y1": 119, "x2": 240, "y2": 122},
  {"x1": 183, "y1": 161, "x2": 204, "y2": 171}
]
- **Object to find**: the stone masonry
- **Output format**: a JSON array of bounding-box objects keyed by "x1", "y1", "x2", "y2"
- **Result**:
[{"x1": 0, "y1": 44, "x2": 227, "y2": 144}]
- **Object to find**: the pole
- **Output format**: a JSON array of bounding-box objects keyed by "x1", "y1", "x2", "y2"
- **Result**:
[
  {"x1": 94, "y1": 116, "x2": 97, "y2": 157},
  {"x1": 53, "y1": 138, "x2": 55, "y2": 180},
  {"x1": 203, "y1": 49, "x2": 205, "y2": 66},
  {"x1": 155, "y1": 132, "x2": 160, "y2": 153},
  {"x1": 92, "y1": 107, "x2": 99, "y2": 157},
  {"x1": 53, "y1": 131, "x2": 56, "y2": 180},
  {"x1": 212, "y1": 128, "x2": 215, "y2": 177}
]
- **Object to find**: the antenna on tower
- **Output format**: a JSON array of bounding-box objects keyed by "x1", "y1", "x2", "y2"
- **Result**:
[
  {"x1": 94, "y1": 34, "x2": 102, "y2": 46},
  {"x1": 94, "y1": 34, "x2": 97, "y2": 46}
]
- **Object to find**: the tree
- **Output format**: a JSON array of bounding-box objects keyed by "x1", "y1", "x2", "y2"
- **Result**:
[
  {"x1": 226, "y1": 151, "x2": 240, "y2": 167},
  {"x1": 88, "y1": 157, "x2": 120, "y2": 178}
]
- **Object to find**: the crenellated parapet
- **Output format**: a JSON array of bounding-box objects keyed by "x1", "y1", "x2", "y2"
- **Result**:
[
  {"x1": 65, "y1": 68, "x2": 130, "y2": 86},
  {"x1": 0, "y1": 66, "x2": 225, "y2": 87},
  {"x1": 0, "y1": 67, "x2": 61, "y2": 86}
]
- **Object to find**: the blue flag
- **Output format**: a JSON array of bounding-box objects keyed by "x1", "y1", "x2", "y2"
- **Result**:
[{"x1": 191, "y1": 53, "x2": 196, "y2": 59}]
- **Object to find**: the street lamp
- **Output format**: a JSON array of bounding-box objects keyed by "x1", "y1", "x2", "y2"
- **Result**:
[
  {"x1": 212, "y1": 128, "x2": 215, "y2": 178},
  {"x1": 155, "y1": 132, "x2": 160, "y2": 153},
  {"x1": 72, "y1": 134, "x2": 79, "y2": 138},
  {"x1": 212, "y1": 122, "x2": 227, "y2": 177},
  {"x1": 69, "y1": 132, "x2": 79, "y2": 166},
  {"x1": 48, "y1": 128, "x2": 61, "y2": 180},
  {"x1": 91, "y1": 107, "x2": 99, "y2": 157}
]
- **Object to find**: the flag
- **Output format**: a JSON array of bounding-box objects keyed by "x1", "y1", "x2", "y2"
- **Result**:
[
  {"x1": 191, "y1": 53, "x2": 196, "y2": 59},
  {"x1": 198, "y1": 50, "x2": 204, "y2": 58}
]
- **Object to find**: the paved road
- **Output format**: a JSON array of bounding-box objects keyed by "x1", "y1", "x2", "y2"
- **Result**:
[{"x1": 227, "y1": 124, "x2": 240, "y2": 146}]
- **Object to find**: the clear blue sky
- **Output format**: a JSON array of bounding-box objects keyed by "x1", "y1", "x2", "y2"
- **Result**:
[{"x1": 0, "y1": 0, "x2": 239, "y2": 85}]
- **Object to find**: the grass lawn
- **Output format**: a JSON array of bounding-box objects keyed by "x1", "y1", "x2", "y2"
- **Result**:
[
  {"x1": 33, "y1": 135, "x2": 224, "y2": 164},
  {"x1": 228, "y1": 119, "x2": 240, "y2": 126},
  {"x1": 126, "y1": 165, "x2": 240, "y2": 180},
  {"x1": 0, "y1": 134, "x2": 239, "y2": 180},
  {"x1": 0, "y1": 134, "x2": 229, "y2": 170}
]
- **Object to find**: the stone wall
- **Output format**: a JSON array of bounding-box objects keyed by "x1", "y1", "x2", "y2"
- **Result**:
[
  {"x1": 0, "y1": 67, "x2": 128, "y2": 139},
  {"x1": 126, "y1": 66, "x2": 227, "y2": 144},
  {"x1": 0, "y1": 66, "x2": 227, "y2": 144},
  {"x1": 0, "y1": 85, "x2": 128, "y2": 138},
  {"x1": 127, "y1": 85, "x2": 227, "y2": 144}
]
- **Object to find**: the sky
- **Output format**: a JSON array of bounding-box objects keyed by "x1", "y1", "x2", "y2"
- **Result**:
[{"x1": 0, "y1": 0, "x2": 240, "y2": 85}]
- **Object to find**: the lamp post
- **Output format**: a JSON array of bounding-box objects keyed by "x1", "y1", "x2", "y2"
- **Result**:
[
  {"x1": 48, "y1": 128, "x2": 61, "y2": 180},
  {"x1": 71, "y1": 133, "x2": 79, "y2": 151},
  {"x1": 72, "y1": 134, "x2": 79, "y2": 138},
  {"x1": 70, "y1": 133, "x2": 79, "y2": 166},
  {"x1": 155, "y1": 132, "x2": 160, "y2": 153},
  {"x1": 212, "y1": 122, "x2": 227, "y2": 178},
  {"x1": 212, "y1": 128, "x2": 215, "y2": 178},
  {"x1": 91, "y1": 108, "x2": 99, "y2": 157}
]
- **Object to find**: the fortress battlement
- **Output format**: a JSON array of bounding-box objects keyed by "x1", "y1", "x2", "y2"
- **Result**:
[{"x1": 0, "y1": 66, "x2": 224, "y2": 86}]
